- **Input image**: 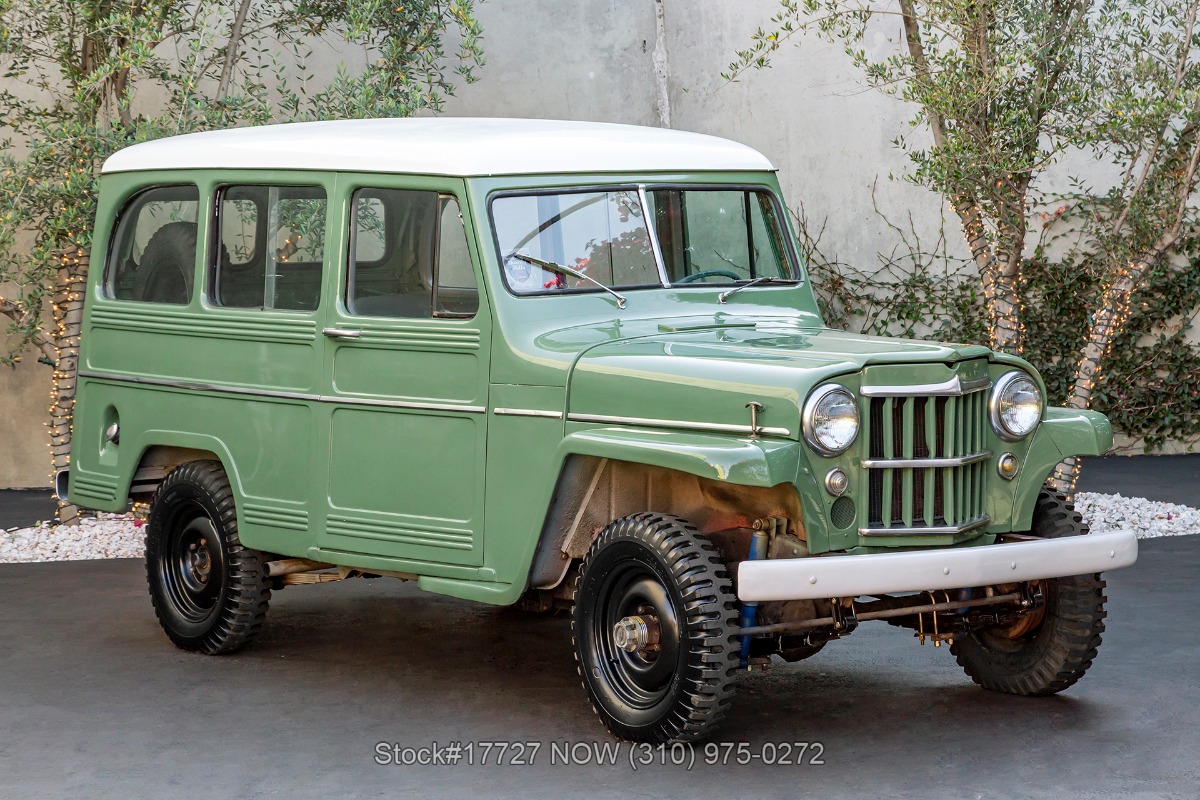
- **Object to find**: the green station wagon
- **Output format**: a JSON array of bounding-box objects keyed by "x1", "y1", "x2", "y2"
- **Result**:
[{"x1": 61, "y1": 118, "x2": 1138, "y2": 743}]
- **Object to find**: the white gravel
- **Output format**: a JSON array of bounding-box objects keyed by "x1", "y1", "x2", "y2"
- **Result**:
[
  {"x1": 0, "y1": 492, "x2": 1195, "y2": 563},
  {"x1": 1, "y1": 512, "x2": 146, "y2": 562},
  {"x1": 1073, "y1": 492, "x2": 1200, "y2": 539}
]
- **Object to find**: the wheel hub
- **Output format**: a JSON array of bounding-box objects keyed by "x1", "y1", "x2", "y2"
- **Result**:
[
  {"x1": 188, "y1": 538, "x2": 212, "y2": 584},
  {"x1": 612, "y1": 614, "x2": 660, "y2": 653}
]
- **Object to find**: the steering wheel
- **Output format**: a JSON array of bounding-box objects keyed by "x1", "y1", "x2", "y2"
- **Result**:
[{"x1": 675, "y1": 269, "x2": 742, "y2": 284}]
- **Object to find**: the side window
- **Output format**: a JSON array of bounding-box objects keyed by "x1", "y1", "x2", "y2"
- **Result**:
[
  {"x1": 435, "y1": 197, "x2": 479, "y2": 317},
  {"x1": 212, "y1": 185, "x2": 327, "y2": 312},
  {"x1": 347, "y1": 188, "x2": 479, "y2": 319},
  {"x1": 106, "y1": 185, "x2": 199, "y2": 304}
]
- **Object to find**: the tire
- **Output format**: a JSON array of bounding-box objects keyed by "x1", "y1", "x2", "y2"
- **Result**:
[
  {"x1": 951, "y1": 489, "x2": 1107, "y2": 695},
  {"x1": 572, "y1": 513, "x2": 739, "y2": 743},
  {"x1": 134, "y1": 222, "x2": 196, "y2": 304},
  {"x1": 145, "y1": 460, "x2": 270, "y2": 654}
]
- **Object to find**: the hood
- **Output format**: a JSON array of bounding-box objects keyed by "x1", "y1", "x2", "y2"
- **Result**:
[{"x1": 566, "y1": 321, "x2": 993, "y2": 439}]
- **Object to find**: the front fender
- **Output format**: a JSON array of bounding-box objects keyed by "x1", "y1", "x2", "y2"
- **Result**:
[
  {"x1": 557, "y1": 427, "x2": 801, "y2": 487},
  {"x1": 1011, "y1": 407, "x2": 1113, "y2": 530}
]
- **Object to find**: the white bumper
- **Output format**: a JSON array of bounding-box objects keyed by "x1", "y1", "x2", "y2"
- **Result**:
[{"x1": 737, "y1": 530, "x2": 1139, "y2": 602}]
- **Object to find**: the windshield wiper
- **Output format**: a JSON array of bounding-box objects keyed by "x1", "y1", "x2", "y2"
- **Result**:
[
  {"x1": 718, "y1": 276, "x2": 799, "y2": 304},
  {"x1": 508, "y1": 251, "x2": 628, "y2": 309}
]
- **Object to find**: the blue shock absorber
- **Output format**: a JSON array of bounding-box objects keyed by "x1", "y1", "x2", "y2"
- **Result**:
[{"x1": 738, "y1": 529, "x2": 770, "y2": 668}]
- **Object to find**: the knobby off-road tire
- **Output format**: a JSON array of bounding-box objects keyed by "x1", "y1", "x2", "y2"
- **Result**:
[
  {"x1": 134, "y1": 222, "x2": 196, "y2": 304},
  {"x1": 952, "y1": 489, "x2": 1107, "y2": 695},
  {"x1": 145, "y1": 460, "x2": 270, "y2": 654},
  {"x1": 572, "y1": 513, "x2": 739, "y2": 743}
]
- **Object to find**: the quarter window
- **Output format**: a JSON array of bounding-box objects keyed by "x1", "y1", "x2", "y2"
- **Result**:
[
  {"x1": 347, "y1": 188, "x2": 479, "y2": 318},
  {"x1": 213, "y1": 185, "x2": 327, "y2": 312},
  {"x1": 106, "y1": 185, "x2": 199, "y2": 304}
]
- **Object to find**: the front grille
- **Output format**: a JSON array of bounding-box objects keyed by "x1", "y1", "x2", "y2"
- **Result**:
[{"x1": 862, "y1": 381, "x2": 990, "y2": 536}]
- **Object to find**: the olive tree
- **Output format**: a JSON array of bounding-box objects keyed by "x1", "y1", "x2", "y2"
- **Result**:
[
  {"x1": 1047, "y1": 0, "x2": 1200, "y2": 492},
  {"x1": 0, "y1": 0, "x2": 484, "y2": 520},
  {"x1": 727, "y1": 0, "x2": 1200, "y2": 491},
  {"x1": 726, "y1": 0, "x2": 1096, "y2": 355}
]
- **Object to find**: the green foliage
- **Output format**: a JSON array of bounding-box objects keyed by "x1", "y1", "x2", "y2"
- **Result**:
[{"x1": 0, "y1": 0, "x2": 485, "y2": 363}]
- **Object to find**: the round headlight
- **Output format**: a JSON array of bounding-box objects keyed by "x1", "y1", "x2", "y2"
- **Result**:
[
  {"x1": 990, "y1": 371, "x2": 1042, "y2": 440},
  {"x1": 803, "y1": 384, "x2": 859, "y2": 456}
]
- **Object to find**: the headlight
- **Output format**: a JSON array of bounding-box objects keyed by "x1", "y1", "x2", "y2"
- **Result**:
[
  {"x1": 803, "y1": 384, "x2": 859, "y2": 456},
  {"x1": 990, "y1": 371, "x2": 1042, "y2": 440}
]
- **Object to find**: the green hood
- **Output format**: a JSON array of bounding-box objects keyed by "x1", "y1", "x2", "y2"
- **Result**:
[{"x1": 566, "y1": 321, "x2": 994, "y2": 439}]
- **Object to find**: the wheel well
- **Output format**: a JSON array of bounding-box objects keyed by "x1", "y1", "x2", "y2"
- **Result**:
[
  {"x1": 129, "y1": 446, "x2": 224, "y2": 502},
  {"x1": 527, "y1": 455, "x2": 804, "y2": 590}
]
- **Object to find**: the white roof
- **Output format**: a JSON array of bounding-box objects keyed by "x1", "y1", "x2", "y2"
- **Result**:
[{"x1": 101, "y1": 118, "x2": 775, "y2": 177}]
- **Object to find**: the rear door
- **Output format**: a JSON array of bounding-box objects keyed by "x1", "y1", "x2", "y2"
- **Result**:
[{"x1": 317, "y1": 174, "x2": 490, "y2": 568}]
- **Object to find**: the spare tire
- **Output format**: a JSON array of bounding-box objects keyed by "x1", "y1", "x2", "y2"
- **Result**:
[{"x1": 134, "y1": 221, "x2": 196, "y2": 304}]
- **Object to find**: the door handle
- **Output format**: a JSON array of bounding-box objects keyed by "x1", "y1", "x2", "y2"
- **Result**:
[{"x1": 322, "y1": 327, "x2": 361, "y2": 339}]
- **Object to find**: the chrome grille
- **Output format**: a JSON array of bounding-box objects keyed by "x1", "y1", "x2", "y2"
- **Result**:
[{"x1": 860, "y1": 378, "x2": 991, "y2": 537}]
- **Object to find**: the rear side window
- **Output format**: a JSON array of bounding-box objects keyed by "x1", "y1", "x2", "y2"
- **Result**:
[
  {"x1": 106, "y1": 185, "x2": 199, "y2": 304},
  {"x1": 347, "y1": 188, "x2": 478, "y2": 319},
  {"x1": 212, "y1": 185, "x2": 327, "y2": 312}
]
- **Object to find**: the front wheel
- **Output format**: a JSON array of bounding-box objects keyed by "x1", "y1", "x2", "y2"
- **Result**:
[
  {"x1": 572, "y1": 513, "x2": 738, "y2": 743},
  {"x1": 952, "y1": 490, "x2": 1107, "y2": 695},
  {"x1": 145, "y1": 460, "x2": 270, "y2": 654}
]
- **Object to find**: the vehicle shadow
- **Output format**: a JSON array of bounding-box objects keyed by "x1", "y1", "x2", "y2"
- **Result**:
[{"x1": 231, "y1": 577, "x2": 1106, "y2": 755}]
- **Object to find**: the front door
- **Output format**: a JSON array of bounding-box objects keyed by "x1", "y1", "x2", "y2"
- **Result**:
[{"x1": 318, "y1": 175, "x2": 489, "y2": 568}]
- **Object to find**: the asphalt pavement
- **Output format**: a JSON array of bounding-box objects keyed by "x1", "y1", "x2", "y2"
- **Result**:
[{"x1": 1, "y1": 455, "x2": 1196, "y2": 799}]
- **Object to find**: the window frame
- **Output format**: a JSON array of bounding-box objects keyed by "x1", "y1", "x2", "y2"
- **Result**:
[
  {"x1": 487, "y1": 182, "x2": 803, "y2": 301},
  {"x1": 103, "y1": 183, "x2": 201, "y2": 303},
  {"x1": 345, "y1": 186, "x2": 479, "y2": 320},
  {"x1": 208, "y1": 182, "x2": 329, "y2": 314}
]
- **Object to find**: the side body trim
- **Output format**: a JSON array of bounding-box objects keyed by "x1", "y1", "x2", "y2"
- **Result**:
[{"x1": 77, "y1": 370, "x2": 486, "y2": 414}]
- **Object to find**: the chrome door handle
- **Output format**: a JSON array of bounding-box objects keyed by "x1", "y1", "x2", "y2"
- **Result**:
[{"x1": 322, "y1": 327, "x2": 361, "y2": 339}]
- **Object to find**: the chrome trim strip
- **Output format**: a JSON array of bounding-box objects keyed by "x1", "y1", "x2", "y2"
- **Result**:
[
  {"x1": 493, "y1": 407, "x2": 564, "y2": 419},
  {"x1": 861, "y1": 451, "x2": 992, "y2": 469},
  {"x1": 77, "y1": 370, "x2": 486, "y2": 414},
  {"x1": 860, "y1": 375, "x2": 991, "y2": 397},
  {"x1": 736, "y1": 529, "x2": 1138, "y2": 602},
  {"x1": 79, "y1": 370, "x2": 320, "y2": 401},
  {"x1": 567, "y1": 412, "x2": 790, "y2": 438},
  {"x1": 858, "y1": 515, "x2": 991, "y2": 537},
  {"x1": 331, "y1": 397, "x2": 486, "y2": 414}
]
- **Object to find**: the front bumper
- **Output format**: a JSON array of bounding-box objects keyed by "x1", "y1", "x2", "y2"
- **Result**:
[{"x1": 737, "y1": 529, "x2": 1138, "y2": 601}]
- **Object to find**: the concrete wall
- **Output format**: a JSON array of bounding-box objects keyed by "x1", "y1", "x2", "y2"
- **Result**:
[
  {"x1": 0, "y1": 1, "x2": 1179, "y2": 485},
  {"x1": 432, "y1": 0, "x2": 946, "y2": 270}
]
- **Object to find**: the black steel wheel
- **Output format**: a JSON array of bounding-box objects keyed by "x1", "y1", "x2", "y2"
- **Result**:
[
  {"x1": 952, "y1": 489, "x2": 1107, "y2": 695},
  {"x1": 145, "y1": 460, "x2": 270, "y2": 654},
  {"x1": 572, "y1": 513, "x2": 738, "y2": 743}
]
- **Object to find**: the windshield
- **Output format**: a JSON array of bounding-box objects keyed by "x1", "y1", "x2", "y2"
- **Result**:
[{"x1": 491, "y1": 186, "x2": 797, "y2": 297}]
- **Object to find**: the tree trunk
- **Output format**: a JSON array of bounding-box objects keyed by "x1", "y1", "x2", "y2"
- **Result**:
[
  {"x1": 1046, "y1": 248, "x2": 1165, "y2": 496},
  {"x1": 955, "y1": 199, "x2": 1024, "y2": 354},
  {"x1": 49, "y1": 247, "x2": 88, "y2": 524}
]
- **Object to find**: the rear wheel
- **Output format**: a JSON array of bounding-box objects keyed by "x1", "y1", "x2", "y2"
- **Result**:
[
  {"x1": 145, "y1": 460, "x2": 270, "y2": 654},
  {"x1": 952, "y1": 490, "x2": 1107, "y2": 695},
  {"x1": 572, "y1": 513, "x2": 738, "y2": 743}
]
